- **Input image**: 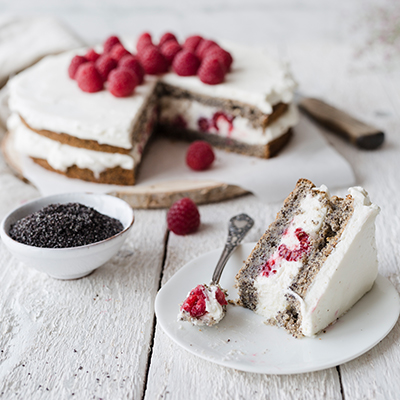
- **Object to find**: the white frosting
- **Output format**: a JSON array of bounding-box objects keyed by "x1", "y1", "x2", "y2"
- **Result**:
[
  {"x1": 0, "y1": 16, "x2": 82, "y2": 86},
  {"x1": 178, "y1": 284, "x2": 226, "y2": 327},
  {"x1": 8, "y1": 113, "x2": 136, "y2": 177},
  {"x1": 254, "y1": 186, "x2": 380, "y2": 337},
  {"x1": 160, "y1": 98, "x2": 298, "y2": 145},
  {"x1": 8, "y1": 41, "x2": 296, "y2": 150},
  {"x1": 296, "y1": 187, "x2": 380, "y2": 336},
  {"x1": 162, "y1": 42, "x2": 297, "y2": 114},
  {"x1": 255, "y1": 192, "x2": 329, "y2": 318}
]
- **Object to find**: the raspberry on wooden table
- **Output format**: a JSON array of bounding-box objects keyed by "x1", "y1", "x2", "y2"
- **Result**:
[
  {"x1": 95, "y1": 54, "x2": 117, "y2": 82},
  {"x1": 108, "y1": 68, "x2": 138, "y2": 97},
  {"x1": 186, "y1": 140, "x2": 215, "y2": 171},
  {"x1": 68, "y1": 55, "x2": 87, "y2": 79},
  {"x1": 140, "y1": 46, "x2": 169, "y2": 74},
  {"x1": 159, "y1": 32, "x2": 178, "y2": 48},
  {"x1": 198, "y1": 57, "x2": 225, "y2": 85},
  {"x1": 76, "y1": 62, "x2": 103, "y2": 92},
  {"x1": 118, "y1": 55, "x2": 145, "y2": 84},
  {"x1": 172, "y1": 50, "x2": 200, "y2": 76},
  {"x1": 167, "y1": 198, "x2": 201, "y2": 235},
  {"x1": 103, "y1": 35, "x2": 121, "y2": 53}
]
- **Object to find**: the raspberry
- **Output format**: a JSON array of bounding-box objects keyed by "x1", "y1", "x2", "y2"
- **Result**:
[
  {"x1": 139, "y1": 46, "x2": 168, "y2": 75},
  {"x1": 198, "y1": 57, "x2": 225, "y2": 85},
  {"x1": 118, "y1": 55, "x2": 145, "y2": 84},
  {"x1": 85, "y1": 48, "x2": 101, "y2": 63},
  {"x1": 167, "y1": 198, "x2": 200, "y2": 235},
  {"x1": 186, "y1": 140, "x2": 215, "y2": 171},
  {"x1": 76, "y1": 62, "x2": 103, "y2": 93},
  {"x1": 103, "y1": 35, "x2": 121, "y2": 53},
  {"x1": 159, "y1": 32, "x2": 177, "y2": 48},
  {"x1": 196, "y1": 39, "x2": 218, "y2": 59},
  {"x1": 181, "y1": 285, "x2": 206, "y2": 317},
  {"x1": 95, "y1": 54, "x2": 117, "y2": 82},
  {"x1": 172, "y1": 50, "x2": 200, "y2": 76},
  {"x1": 110, "y1": 43, "x2": 130, "y2": 62},
  {"x1": 205, "y1": 46, "x2": 233, "y2": 72},
  {"x1": 68, "y1": 55, "x2": 87, "y2": 79},
  {"x1": 107, "y1": 68, "x2": 138, "y2": 97},
  {"x1": 215, "y1": 287, "x2": 227, "y2": 306},
  {"x1": 197, "y1": 117, "x2": 209, "y2": 132},
  {"x1": 212, "y1": 111, "x2": 234, "y2": 132},
  {"x1": 183, "y1": 35, "x2": 203, "y2": 53},
  {"x1": 160, "y1": 40, "x2": 182, "y2": 64},
  {"x1": 137, "y1": 32, "x2": 153, "y2": 53}
]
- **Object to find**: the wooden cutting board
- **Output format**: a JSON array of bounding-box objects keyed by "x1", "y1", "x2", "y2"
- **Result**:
[{"x1": 1, "y1": 132, "x2": 248, "y2": 209}]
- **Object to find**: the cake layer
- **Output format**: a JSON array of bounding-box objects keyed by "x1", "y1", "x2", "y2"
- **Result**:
[{"x1": 236, "y1": 179, "x2": 380, "y2": 337}]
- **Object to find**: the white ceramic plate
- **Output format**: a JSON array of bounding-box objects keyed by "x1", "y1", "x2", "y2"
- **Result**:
[{"x1": 155, "y1": 243, "x2": 400, "y2": 374}]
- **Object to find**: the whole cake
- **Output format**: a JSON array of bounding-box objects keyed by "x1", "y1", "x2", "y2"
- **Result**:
[
  {"x1": 6, "y1": 33, "x2": 298, "y2": 185},
  {"x1": 235, "y1": 178, "x2": 380, "y2": 338}
]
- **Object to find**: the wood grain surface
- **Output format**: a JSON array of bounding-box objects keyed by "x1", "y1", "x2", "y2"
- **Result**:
[{"x1": 0, "y1": 2, "x2": 399, "y2": 399}]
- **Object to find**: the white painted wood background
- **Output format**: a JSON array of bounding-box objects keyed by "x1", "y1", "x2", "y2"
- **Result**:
[{"x1": 1, "y1": 0, "x2": 400, "y2": 398}]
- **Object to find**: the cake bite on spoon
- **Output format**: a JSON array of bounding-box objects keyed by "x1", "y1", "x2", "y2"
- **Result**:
[{"x1": 178, "y1": 214, "x2": 254, "y2": 326}]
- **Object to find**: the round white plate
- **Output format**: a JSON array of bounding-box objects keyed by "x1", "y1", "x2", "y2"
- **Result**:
[{"x1": 155, "y1": 243, "x2": 400, "y2": 374}]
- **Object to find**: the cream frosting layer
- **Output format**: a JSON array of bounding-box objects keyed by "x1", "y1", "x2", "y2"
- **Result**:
[
  {"x1": 254, "y1": 189, "x2": 329, "y2": 319},
  {"x1": 160, "y1": 98, "x2": 298, "y2": 145},
  {"x1": 8, "y1": 113, "x2": 136, "y2": 176},
  {"x1": 8, "y1": 41, "x2": 296, "y2": 149}
]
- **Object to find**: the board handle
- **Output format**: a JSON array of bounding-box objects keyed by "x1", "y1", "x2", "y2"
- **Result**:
[{"x1": 298, "y1": 97, "x2": 384, "y2": 149}]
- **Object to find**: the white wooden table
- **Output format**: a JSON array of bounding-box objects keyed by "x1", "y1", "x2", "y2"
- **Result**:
[{"x1": 1, "y1": 1, "x2": 400, "y2": 399}]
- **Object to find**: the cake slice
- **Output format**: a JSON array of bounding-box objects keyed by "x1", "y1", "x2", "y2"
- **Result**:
[{"x1": 235, "y1": 179, "x2": 380, "y2": 338}]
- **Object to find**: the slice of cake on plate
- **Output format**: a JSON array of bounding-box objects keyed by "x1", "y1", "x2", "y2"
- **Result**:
[
  {"x1": 6, "y1": 33, "x2": 298, "y2": 185},
  {"x1": 235, "y1": 178, "x2": 380, "y2": 338}
]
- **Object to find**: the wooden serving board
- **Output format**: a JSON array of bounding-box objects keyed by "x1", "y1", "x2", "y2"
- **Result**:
[{"x1": 1, "y1": 132, "x2": 248, "y2": 209}]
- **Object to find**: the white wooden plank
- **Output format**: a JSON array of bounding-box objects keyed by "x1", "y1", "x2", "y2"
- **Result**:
[{"x1": 0, "y1": 207, "x2": 168, "y2": 399}]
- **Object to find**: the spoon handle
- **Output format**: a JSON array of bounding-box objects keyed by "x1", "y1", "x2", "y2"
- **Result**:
[{"x1": 211, "y1": 213, "x2": 254, "y2": 285}]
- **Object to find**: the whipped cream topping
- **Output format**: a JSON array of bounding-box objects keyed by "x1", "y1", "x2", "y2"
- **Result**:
[
  {"x1": 8, "y1": 113, "x2": 136, "y2": 177},
  {"x1": 254, "y1": 191, "x2": 329, "y2": 319},
  {"x1": 160, "y1": 98, "x2": 298, "y2": 145},
  {"x1": 8, "y1": 41, "x2": 296, "y2": 148},
  {"x1": 296, "y1": 187, "x2": 380, "y2": 337}
]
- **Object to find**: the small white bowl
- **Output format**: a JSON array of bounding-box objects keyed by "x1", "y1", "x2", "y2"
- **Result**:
[{"x1": 0, "y1": 193, "x2": 135, "y2": 280}]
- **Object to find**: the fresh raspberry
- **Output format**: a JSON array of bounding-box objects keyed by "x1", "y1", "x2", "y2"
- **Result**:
[
  {"x1": 76, "y1": 62, "x2": 103, "y2": 93},
  {"x1": 103, "y1": 35, "x2": 121, "y2": 53},
  {"x1": 85, "y1": 48, "x2": 101, "y2": 63},
  {"x1": 167, "y1": 197, "x2": 201, "y2": 235},
  {"x1": 172, "y1": 50, "x2": 200, "y2": 76},
  {"x1": 68, "y1": 55, "x2": 87, "y2": 79},
  {"x1": 183, "y1": 35, "x2": 203, "y2": 53},
  {"x1": 95, "y1": 54, "x2": 117, "y2": 82},
  {"x1": 181, "y1": 285, "x2": 206, "y2": 317},
  {"x1": 107, "y1": 68, "x2": 138, "y2": 97},
  {"x1": 118, "y1": 55, "x2": 145, "y2": 84},
  {"x1": 204, "y1": 46, "x2": 233, "y2": 72},
  {"x1": 110, "y1": 43, "x2": 130, "y2": 62},
  {"x1": 215, "y1": 287, "x2": 227, "y2": 306},
  {"x1": 160, "y1": 40, "x2": 182, "y2": 64},
  {"x1": 139, "y1": 46, "x2": 169, "y2": 75},
  {"x1": 159, "y1": 32, "x2": 177, "y2": 48},
  {"x1": 196, "y1": 39, "x2": 219, "y2": 59},
  {"x1": 198, "y1": 57, "x2": 225, "y2": 85},
  {"x1": 212, "y1": 111, "x2": 234, "y2": 132},
  {"x1": 186, "y1": 140, "x2": 215, "y2": 171},
  {"x1": 137, "y1": 32, "x2": 153, "y2": 53}
]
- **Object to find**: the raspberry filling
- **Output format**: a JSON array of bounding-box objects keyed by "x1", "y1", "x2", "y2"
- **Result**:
[
  {"x1": 261, "y1": 227, "x2": 310, "y2": 277},
  {"x1": 197, "y1": 111, "x2": 235, "y2": 135},
  {"x1": 181, "y1": 284, "x2": 227, "y2": 318}
]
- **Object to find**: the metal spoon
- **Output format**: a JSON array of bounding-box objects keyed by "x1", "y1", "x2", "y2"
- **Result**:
[{"x1": 178, "y1": 213, "x2": 254, "y2": 326}]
